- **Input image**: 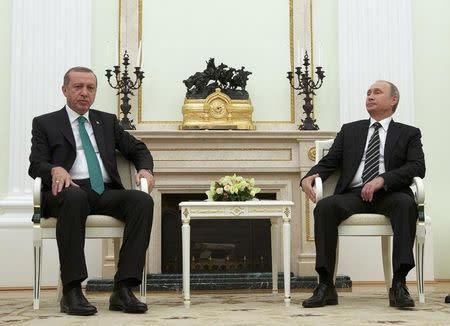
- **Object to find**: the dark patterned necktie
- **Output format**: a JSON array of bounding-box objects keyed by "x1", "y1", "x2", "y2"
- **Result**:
[
  {"x1": 78, "y1": 116, "x2": 105, "y2": 194},
  {"x1": 362, "y1": 122, "x2": 382, "y2": 184}
]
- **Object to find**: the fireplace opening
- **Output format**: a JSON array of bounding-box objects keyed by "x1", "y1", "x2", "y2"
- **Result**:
[{"x1": 161, "y1": 193, "x2": 276, "y2": 273}]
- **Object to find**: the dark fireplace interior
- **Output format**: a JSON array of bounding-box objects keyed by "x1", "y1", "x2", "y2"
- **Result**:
[{"x1": 161, "y1": 193, "x2": 276, "y2": 273}]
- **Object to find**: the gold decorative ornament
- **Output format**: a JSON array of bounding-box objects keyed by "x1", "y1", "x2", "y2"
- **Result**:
[
  {"x1": 308, "y1": 147, "x2": 316, "y2": 162},
  {"x1": 305, "y1": 195, "x2": 314, "y2": 241},
  {"x1": 180, "y1": 88, "x2": 255, "y2": 130}
]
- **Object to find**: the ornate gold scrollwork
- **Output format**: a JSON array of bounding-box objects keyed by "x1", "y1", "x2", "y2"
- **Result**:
[
  {"x1": 182, "y1": 208, "x2": 190, "y2": 223},
  {"x1": 307, "y1": 147, "x2": 316, "y2": 162},
  {"x1": 209, "y1": 98, "x2": 228, "y2": 119}
]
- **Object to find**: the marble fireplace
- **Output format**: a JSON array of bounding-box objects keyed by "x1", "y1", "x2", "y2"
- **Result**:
[{"x1": 101, "y1": 130, "x2": 335, "y2": 278}]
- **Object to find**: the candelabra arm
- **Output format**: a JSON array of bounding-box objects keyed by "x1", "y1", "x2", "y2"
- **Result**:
[{"x1": 106, "y1": 78, "x2": 121, "y2": 90}]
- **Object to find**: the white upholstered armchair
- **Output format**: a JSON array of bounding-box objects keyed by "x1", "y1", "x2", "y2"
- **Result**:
[
  {"x1": 314, "y1": 139, "x2": 428, "y2": 303},
  {"x1": 32, "y1": 153, "x2": 149, "y2": 310}
]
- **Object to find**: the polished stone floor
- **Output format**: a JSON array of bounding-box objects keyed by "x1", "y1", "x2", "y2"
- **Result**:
[{"x1": 1, "y1": 284, "x2": 449, "y2": 325}]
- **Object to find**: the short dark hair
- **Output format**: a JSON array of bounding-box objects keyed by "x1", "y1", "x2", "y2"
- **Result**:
[
  {"x1": 63, "y1": 66, "x2": 97, "y2": 86},
  {"x1": 378, "y1": 80, "x2": 400, "y2": 112}
]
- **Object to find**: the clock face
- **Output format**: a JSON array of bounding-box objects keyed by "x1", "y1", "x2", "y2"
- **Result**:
[{"x1": 209, "y1": 99, "x2": 227, "y2": 119}]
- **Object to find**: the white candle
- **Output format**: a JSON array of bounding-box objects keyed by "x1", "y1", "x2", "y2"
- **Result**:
[
  {"x1": 137, "y1": 40, "x2": 142, "y2": 67},
  {"x1": 297, "y1": 41, "x2": 301, "y2": 66}
]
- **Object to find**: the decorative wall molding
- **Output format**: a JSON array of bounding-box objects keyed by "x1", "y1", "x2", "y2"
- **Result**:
[
  {"x1": 0, "y1": 217, "x2": 30, "y2": 229},
  {"x1": 119, "y1": 0, "x2": 313, "y2": 128}
]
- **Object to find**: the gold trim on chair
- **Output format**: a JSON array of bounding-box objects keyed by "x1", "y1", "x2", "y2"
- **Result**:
[{"x1": 305, "y1": 194, "x2": 314, "y2": 241}]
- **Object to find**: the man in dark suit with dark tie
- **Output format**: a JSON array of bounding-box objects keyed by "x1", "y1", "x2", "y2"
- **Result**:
[
  {"x1": 29, "y1": 66, "x2": 155, "y2": 315},
  {"x1": 300, "y1": 80, "x2": 425, "y2": 309}
]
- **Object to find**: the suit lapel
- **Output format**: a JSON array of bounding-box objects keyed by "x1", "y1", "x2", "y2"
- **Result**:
[
  {"x1": 384, "y1": 120, "x2": 400, "y2": 169},
  {"x1": 58, "y1": 108, "x2": 76, "y2": 150},
  {"x1": 88, "y1": 110, "x2": 107, "y2": 157}
]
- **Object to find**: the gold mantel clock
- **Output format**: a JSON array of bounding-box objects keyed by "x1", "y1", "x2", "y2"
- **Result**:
[
  {"x1": 180, "y1": 88, "x2": 255, "y2": 130},
  {"x1": 180, "y1": 58, "x2": 255, "y2": 130}
]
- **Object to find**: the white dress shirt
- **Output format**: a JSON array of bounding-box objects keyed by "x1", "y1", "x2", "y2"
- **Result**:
[
  {"x1": 66, "y1": 106, "x2": 111, "y2": 182},
  {"x1": 349, "y1": 117, "x2": 392, "y2": 188}
]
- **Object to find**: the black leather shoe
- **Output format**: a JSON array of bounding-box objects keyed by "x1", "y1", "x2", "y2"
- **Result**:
[
  {"x1": 109, "y1": 286, "x2": 148, "y2": 313},
  {"x1": 302, "y1": 283, "x2": 338, "y2": 308},
  {"x1": 60, "y1": 287, "x2": 97, "y2": 316},
  {"x1": 389, "y1": 282, "x2": 415, "y2": 308},
  {"x1": 445, "y1": 294, "x2": 450, "y2": 303}
]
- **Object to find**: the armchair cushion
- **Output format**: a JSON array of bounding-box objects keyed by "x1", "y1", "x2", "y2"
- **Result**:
[
  {"x1": 340, "y1": 214, "x2": 388, "y2": 226},
  {"x1": 39, "y1": 216, "x2": 125, "y2": 228}
]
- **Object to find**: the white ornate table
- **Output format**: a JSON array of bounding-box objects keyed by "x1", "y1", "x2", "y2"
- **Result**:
[{"x1": 178, "y1": 200, "x2": 294, "y2": 307}]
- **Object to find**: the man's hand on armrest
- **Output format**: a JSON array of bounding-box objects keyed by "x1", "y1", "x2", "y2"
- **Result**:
[
  {"x1": 136, "y1": 169, "x2": 155, "y2": 193},
  {"x1": 300, "y1": 173, "x2": 319, "y2": 203}
]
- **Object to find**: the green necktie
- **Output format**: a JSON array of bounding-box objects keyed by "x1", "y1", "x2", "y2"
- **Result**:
[{"x1": 78, "y1": 116, "x2": 105, "y2": 194}]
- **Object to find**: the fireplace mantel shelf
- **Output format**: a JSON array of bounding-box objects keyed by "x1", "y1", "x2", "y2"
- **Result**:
[{"x1": 131, "y1": 129, "x2": 333, "y2": 141}]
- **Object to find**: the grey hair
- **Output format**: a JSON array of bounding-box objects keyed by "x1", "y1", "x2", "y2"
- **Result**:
[
  {"x1": 63, "y1": 66, "x2": 97, "y2": 86},
  {"x1": 378, "y1": 80, "x2": 400, "y2": 112}
]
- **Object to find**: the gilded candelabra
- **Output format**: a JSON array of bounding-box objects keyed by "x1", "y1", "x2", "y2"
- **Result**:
[
  {"x1": 287, "y1": 50, "x2": 325, "y2": 130},
  {"x1": 105, "y1": 50, "x2": 145, "y2": 130}
]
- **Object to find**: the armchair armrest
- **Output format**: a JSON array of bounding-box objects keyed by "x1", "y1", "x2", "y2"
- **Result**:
[
  {"x1": 410, "y1": 177, "x2": 425, "y2": 223},
  {"x1": 32, "y1": 177, "x2": 42, "y2": 223},
  {"x1": 410, "y1": 177, "x2": 425, "y2": 205},
  {"x1": 314, "y1": 177, "x2": 323, "y2": 202},
  {"x1": 139, "y1": 177, "x2": 149, "y2": 194},
  {"x1": 315, "y1": 176, "x2": 425, "y2": 204}
]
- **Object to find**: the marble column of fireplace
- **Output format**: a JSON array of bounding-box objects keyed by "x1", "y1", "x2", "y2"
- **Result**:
[{"x1": 101, "y1": 130, "x2": 335, "y2": 277}]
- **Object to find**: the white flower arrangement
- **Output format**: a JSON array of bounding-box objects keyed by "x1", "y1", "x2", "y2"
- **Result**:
[{"x1": 206, "y1": 174, "x2": 261, "y2": 201}]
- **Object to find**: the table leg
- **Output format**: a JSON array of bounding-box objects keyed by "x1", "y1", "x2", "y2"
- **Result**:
[
  {"x1": 182, "y1": 220, "x2": 191, "y2": 307},
  {"x1": 270, "y1": 218, "x2": 279, "y2": 293},
  {"x1": 283, "y1": 218, "x2": 291, "y2": 306}
]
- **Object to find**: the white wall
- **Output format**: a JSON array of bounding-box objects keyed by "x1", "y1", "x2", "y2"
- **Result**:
[
  {"x1": 412, "y1": 0, "x2": 450, "y2": 279},
  {"x1": 91, "y1": 0, "x2": 119, "y2": 115},
  {"x1": 311, "y1": 0, "x2": 340, "y2": 131},
  {"x1": 140, "y1": 0, "x2": 291, "y2": 123},
  {"x1": 0, "y1": 227, "x2": 102, "y2": 288}
]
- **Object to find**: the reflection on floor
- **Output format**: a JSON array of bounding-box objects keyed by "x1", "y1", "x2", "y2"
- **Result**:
[{"x1": 1, "y1": 283, "x2": 449, "y2": 325}]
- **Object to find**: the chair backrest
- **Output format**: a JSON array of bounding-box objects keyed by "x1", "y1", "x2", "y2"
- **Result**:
[
  {"x1": 115, "y1": 151, "x2": 136, "y2": 190},
  {"x1": 315, "y1": 139, "x2": 340, "y2": 198}
]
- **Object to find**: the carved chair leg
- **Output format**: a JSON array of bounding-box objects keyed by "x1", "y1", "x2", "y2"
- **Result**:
[
  {"x1": 416, "y1": 222, "x2": 426, "y2": 303},
  {"x1": 381, "y1": 236, "x2": 392, "y2": 293},
  {"x1": 140, "y1": 249, "x2": 148, "y2": 303},
  {"x1": 33, "y1": 239, "x2": 42, "y2": 310}
]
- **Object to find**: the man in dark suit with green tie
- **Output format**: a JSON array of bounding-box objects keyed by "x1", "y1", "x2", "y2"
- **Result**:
[
  {"x1": 300, "y1": 80, "x2": 425, "y2": 309},
  {"x1": 29, "y1": 67, "x2": 154, "y2": 315}
]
